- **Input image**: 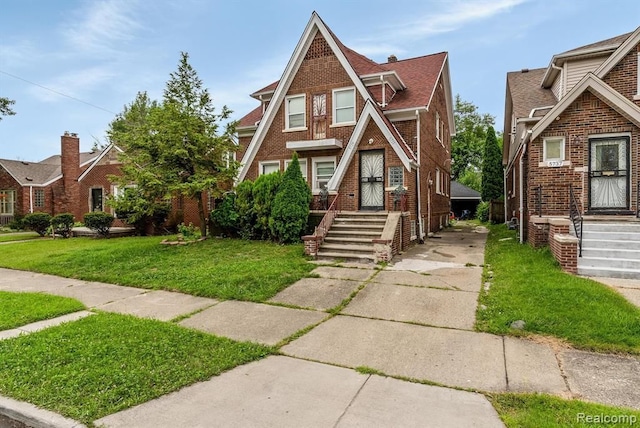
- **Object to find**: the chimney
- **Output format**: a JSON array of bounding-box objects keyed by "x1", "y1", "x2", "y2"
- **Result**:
[
  {"x1": 61, "y1": 132, "x2": 80, "y2": 217},
  {"x1": 387, "y1": 54, "x2": 398, "y2": 63}
]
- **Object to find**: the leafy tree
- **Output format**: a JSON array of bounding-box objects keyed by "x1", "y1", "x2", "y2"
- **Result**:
[
  {"x1": 458, "y1": 169, "x2": 481, "y2": 192},
  {"x1": 0, "y1": 97, "x2": 16, "y2": 121},
  {"x1": 109, "y1": 187, "x2": 170, "y2": 235},
  {"x1": 210, "y1": 192, "x2": 239, "y2": 237},
  {"x1": 481, "y1": 126, "x2": 503, "y2": 201},
  {"x1": 451, "y1": 95, "x2": 495, "y2": 181},
  {"x1": 270, "y1": 153, "x2": 312, "y2": 243},
  {"x1": 108, "y1": 53, "x2": 238, "y2": 237},
  {"x1": 234, "y1": 180, "x2": 255, "y2": 239}
]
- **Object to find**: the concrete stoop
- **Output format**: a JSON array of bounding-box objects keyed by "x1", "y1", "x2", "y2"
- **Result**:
[
  {"x1": 317, "y1": 211, "x2": 387, "y2": 261},
  {"x1": 577, "y1": 219, "x2": 640, "y2": 279}
]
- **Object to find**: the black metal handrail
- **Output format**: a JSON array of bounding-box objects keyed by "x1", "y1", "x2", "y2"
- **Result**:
[
  {"x1": 569, "y1": 185, "x2": 583, "y2": 257},
  {"x1": 637, "y1": 182, "x2": 640, "y2": 218}
]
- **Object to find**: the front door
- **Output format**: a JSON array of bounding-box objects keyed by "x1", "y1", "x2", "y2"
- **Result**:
[
  {"x1": 360, "y1": 150, "x2": 384, "y2": 210},
  {"x1": 589, "y1": 137, "x2": 629, "y2": 211}
]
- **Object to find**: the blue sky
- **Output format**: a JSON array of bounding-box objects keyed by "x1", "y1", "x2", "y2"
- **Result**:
[{"x1": 1, "y1": 0, "x2": 639, "y2": 161}]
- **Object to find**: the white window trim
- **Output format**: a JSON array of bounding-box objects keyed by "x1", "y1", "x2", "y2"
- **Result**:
[
  {"x1": 388, "y1": 165, "x2": 404, "y2": 188},
  {"x1": 285, "y1": 158, "x2": 308, "y2": 181},
  {"x1": 259, "y1": 160, "x2": 280, "y2": 175},
  {"x1": 331, "y1": 87, "x2": 356, "y2": 127},
  {"x1": 435, "y1": 112, "x2": 441, "y2": 142},
  {"x1": 0, "y1": 189, "x2": 16, "y2": 215},
  {"x1": 435, "y1": 168, "x2": 441, "y2": 195},
  {"x1": 284, "y1": 94, "x2": 306, "y2": 131},
  {"x1": 311, "y1": 156, "x2": 336, "y2": 194},
  {"x1": 635, "y1": 52, "x2": 640, "y2": 100},
  {"x1": 542, "y1": 137, "x2": 566, "y2": 167}
]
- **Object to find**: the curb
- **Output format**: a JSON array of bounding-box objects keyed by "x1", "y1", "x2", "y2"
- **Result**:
[{"x1": 0, "y1": 395, "x2": 86, "y2": 428}]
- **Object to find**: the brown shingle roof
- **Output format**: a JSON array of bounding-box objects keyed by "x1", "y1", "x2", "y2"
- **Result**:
[
  {"x1": 0, "y1": 149, "x2": 102, "y2": 186},
  {"x1": 507, "y1": 68, "x2": 557, "y2": 119},
  {"x1": 560, "y1": 31, "x2": 632, "y2": 56},
  {"x1": 237, "y1": 105, "x2": 263, "y2": 128}
]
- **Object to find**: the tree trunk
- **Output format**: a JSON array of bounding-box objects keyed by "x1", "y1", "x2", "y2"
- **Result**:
[{"x1": 196, "y1": 192, "x2": 207, "y2": 238}]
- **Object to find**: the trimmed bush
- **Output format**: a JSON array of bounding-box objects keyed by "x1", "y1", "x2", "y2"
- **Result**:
[
  {"x1": 84, "y1": 212, "x2": 115, "y2": 237},
  {"x1": 210, "y1": 193, "x2": 238, "y2": 237},
  {"x1": 252, "y1": 172, "x2": 282, "y2": 240},
  {"x1": 235, "y1": 180, "x2": 255, "y2": 240},
  {"x1": 270, "y1": 153, "x2": 312, "y2": 243},
  {"x1": 23, "y1": 212, "x2": 52, "y2": 236},
  {"x1": 51, "y1": 213, "x2": 74, "y2": 238},
  {"x1": 8, "y1": 214, "x2": 24, "y2": 231}
]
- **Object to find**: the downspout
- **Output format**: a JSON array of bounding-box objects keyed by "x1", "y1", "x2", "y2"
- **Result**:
[
  {"x1": 416, "y1": 109, "x2": 424, "y2": 242},
  {"x1": 503, "y1": 168, "x2": 507, "y2": 224},
  {"x1": 519, "y1": 133, "x2": 531, "y2": 244},
  {"x1": 381, "y1": 75, "x2": 386, "y2": 107},
  {"x1": 29, "y1": 186, "x2": 33, "y2": 213}
]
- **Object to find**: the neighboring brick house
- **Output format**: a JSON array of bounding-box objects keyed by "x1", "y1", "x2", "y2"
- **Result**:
[
  {"x1": 503, "y1": 26, "x2": 640, "y2": 278},
  {"x1": 236, "y1": 12, "x2": 454, "y2": 256}
]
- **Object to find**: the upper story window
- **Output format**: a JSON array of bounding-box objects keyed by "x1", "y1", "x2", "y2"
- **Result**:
[
  {"x1": 543, "y1": 137, "x2": 565, "y2": 162},
  {"x1": 332, "y1": 87, "x2": 355, "y2": 125},
  {"x1": 312, "y1": 94, "x2": 327, "y2": 139},
  {"x1": 435, "y1": 112, "x2": 441, "y2": 142},
  {"x1": 285, "y1": 94, "x2": 306, "y2": 130},
  {"x1": 259, "y1": 160, "x2": 280, "y2": 175}
]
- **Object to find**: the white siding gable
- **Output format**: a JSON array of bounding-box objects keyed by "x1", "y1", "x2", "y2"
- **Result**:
[{"x1": 565, "y1": 57, "x2": 606, "y2": 93}]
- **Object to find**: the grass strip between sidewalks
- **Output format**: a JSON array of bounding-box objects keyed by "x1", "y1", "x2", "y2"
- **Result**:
[
  {"x1": 0, "y1": 236, "x2": 315, "y2": 302},
  {"x1": 476, "y1": 224, "x2": 640, "y2": 354},
  {"x1": 0, "y1": 291, "x2": 85, "y2": 330},
  {"x1": 0, "y1": 312, "x2": 272, "y2": 424},
  {"x1": 0, "y1": 232, "x2": 41, "y2": 243}
]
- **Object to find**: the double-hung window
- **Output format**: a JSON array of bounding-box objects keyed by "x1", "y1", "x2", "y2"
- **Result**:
[
  {"x1": 285, "y1": 158, "x2": 307, "y2": 181},
  {"x1": 0, "y1": 190, "x2": 16, "y2": 215},
  {"x1": 259, "y1": 160, "x2": 280, "y2": 175},
  {"x1": 312, "y1": 157, "x2": 336, "y2": 192},
  {"x1": 332, "y1": 88, "x2": 355, "y2": 125},
  {"x1": 285, "y1": 94, "x2": 306, "y2": 130}
]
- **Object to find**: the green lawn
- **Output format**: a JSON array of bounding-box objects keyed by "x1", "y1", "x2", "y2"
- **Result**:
[
  {"x1": 491, "y1": 393, "x2": 640, "y2": 427},
  {"x1": 0, "y1": 313, "x2": 272, "y2": 424},
  {"x1": 0, "y1": 232, "x2": 41, "y2": 243},
  {"x1": 0, "y1": 291, "x2": 85, "y2": 330},
  {"x1": 477, "y1": 224, "x2": 640, "y2": 354},
  {"x1": 0, "y1": 236, "x2": 315, "y2": 301}
]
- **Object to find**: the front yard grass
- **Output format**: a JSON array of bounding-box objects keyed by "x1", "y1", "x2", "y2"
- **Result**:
[
  {"x1": 0, "y1": 291, "x2": 85, "y2": 330},
  {"x1": 0, "y1": 231, "x2": 41, "y2": 243},
  {"x1": 0, "y1": 236, "x2": 314, "y2": 302},
  {"x1": 490, "y1": 393, "x2": 640, "y2": 427},
  {"x1": 477, "y1": 224, "x2": 640, "y2": 354},
  {"x1": 0, "y1": 312, "x2": 272, "y2": 424}
]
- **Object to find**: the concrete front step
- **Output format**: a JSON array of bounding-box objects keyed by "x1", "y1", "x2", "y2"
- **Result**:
[
  {"x1": 331, "y1": 223, "x2": 385, "y2": 231},
  {"x1": 324, "y1": 237, "x2": 374, "y2": 244},
  {"x1": 583, "y1": 222, "x2": 640, "y2": 233},
  {"x1": 582, "y1": 231, "x2": 640, "y2": 241},
  {"x1": 578, "y1": 256, "x2": 640, "y2": 271},
  {"x1": 328, "y1": 230, "x2": 382, "y2": 239},
  {"x1": 581, "y1": 248, "x2": 640, "y2": 260},
  {"x1": 577, "y1": 265, "x2": 640, "y2": 280},
  {"x1": 316, "y1": 251, "x2": 376, "y2": 261},
  {"x1": 582, "y1": 239, "x2": 640, "y2": 251},
  {"x1": 333, "y1": 218, "x2": 387, "y2": 224}
]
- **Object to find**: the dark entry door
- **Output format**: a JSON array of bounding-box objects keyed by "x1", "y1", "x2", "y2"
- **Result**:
[
  {"x1": 360, "y1": 150, "x2": 384, "y2": 210},
  {"x1": 91, "y1": 188, "x2": 103, "y2": 212},
  {"x1": 589, "y1": 137, "x2": 629, "y2": 211}
]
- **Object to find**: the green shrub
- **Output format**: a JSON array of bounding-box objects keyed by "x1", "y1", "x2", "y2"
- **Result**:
[
  {"x1": 110, "y1": 188, "x2": 170, "y2": 235},
  {"x1": 84, "y1": 212, "x2": 115, "y2": 237},
  {"x1": 210, "y1": 193, "x2": 238, "y2": 236},
  {"x1": 270, "y1": 153, "x2": 312, "y2": 243},
  {"x1": 8, "y1": 214, "x2": 24, "y2": 231},
  {"x1": 252, "y1": 171, "x2": 282, "y2": 240},
  {"x1": 235, "y1": 180, "x2": 255, "y2": 240},
  {"x1": 177, "y1": 222, "x2": 200, "y2": 240},
  {"x1": 23, "y1": 212, "x2": 52, "y2": 236},
  {"x1": 476, "y1": 201, "x2": 489, "y2": 222},
  {"x1": 51, "y1": 213, "x2": 74, "y2": 238}
]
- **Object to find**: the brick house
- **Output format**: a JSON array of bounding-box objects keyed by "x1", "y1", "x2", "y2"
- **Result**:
[
  {"x1": 503, "y1": 26, "x2": 640, "y2": 278},
  {"x1": 236, "y1": 12, "x2": 454, "y2": 261}
]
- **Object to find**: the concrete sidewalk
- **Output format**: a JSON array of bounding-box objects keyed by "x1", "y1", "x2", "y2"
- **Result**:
[{"x1": 1, "y1": 223, "x2": 639, "y2": 427}]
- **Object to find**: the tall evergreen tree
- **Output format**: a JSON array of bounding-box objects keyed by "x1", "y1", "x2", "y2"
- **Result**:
[{"x1": 481, "y1": 126, "x2": 503, "y2": 201}]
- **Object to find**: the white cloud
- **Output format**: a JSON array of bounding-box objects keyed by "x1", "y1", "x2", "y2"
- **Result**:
[{"x1": 63, "y1": 0, "x2": 143, "y2": 55}]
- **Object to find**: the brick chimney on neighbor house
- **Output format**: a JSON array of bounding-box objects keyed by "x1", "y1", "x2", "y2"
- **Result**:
[
  {"x1": 387, "y1": 54, "x2": 398, "y2": 63},
  {"x1": 61, "y1": 131, "x2": 80, "y2": 218}
]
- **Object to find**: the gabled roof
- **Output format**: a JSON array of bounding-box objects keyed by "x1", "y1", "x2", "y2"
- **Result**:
[
  {"x1": 506, "y1": 68, "x2": 558, "y2": 120},
  {"x1": 531, "y1": 73, "x2": 640, "y2": 141},
  {"x1": 78, "y1": 144, "x2": 123, "y2": 182},
  {"x1": 236, "y1": 18, "x2": 453, "y2": 136},
  {"x1": 0, "y1": 148, "x2": 103, "y2": 187},
  {"x1": 451, "y1": 181, "x2": 481, "y2": 200},
  {"x1": 595, "y1": 26, "x2": 640, "y2": 78},
  {"x1": 329, "y1": 100, "x2": 415, "y2": 191},
  {"x1": 238, "y1": 12, "x2": 404, "y2": 182}
]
